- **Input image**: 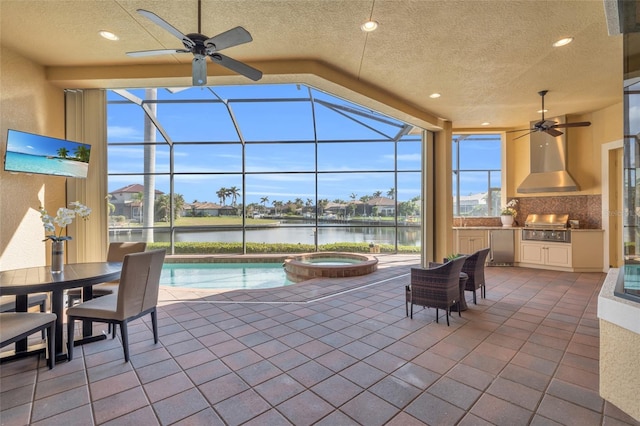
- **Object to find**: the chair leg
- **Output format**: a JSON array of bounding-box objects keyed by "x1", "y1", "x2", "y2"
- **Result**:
[
  {"x1": 151, "y1": 308, "x2": 158, "y2": 344},
  {"x1": 47, "y1": 321, "x2": 55, "y2": 369},
  {"x1": 473, "y1": 289, "x2": 477, "y2": 305},
  {"x1": 67, "y1": 317, "x2": 75, "y2": 361},
  {"x1": 120, "y1": 321, "x2": 129, "y2": 362},
  {"x1": 39, "y1": 300, "x2": 46, "y2": 339},
  {"x1": 111, "y1": 323, "x2": 116, "y2": 339},
  {"x1": 482, "y1": 284, "x2": 486, "y2": 299},
  {"x1": 446, "y1": 308, "x2": 450, "y2": 326},
  {"x1": 435, "y1": 308, "x2": 439, "y2": 323},
  {"x1": 458, "y1": 301, "x2": 461, "y2": 317}
]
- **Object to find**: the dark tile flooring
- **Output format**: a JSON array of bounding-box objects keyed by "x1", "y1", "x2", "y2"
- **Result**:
[{"x1": 1, "y1": 255, "x2": 639, "y2": 425}]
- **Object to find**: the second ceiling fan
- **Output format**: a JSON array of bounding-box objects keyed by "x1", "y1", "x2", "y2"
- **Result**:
[
  {"x1": 126, "y1": 1, "x2": 262, "y2": 86},
  {"x1": 508, "y1": 90, "x2": 591, "y2": 140}
]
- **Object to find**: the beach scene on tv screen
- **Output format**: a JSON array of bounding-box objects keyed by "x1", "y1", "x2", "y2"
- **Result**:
[{"x1": 4, "y1": 130, "x2": 90, "y2": 178}]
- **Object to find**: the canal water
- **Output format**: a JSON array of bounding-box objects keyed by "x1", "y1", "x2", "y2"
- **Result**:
[{"x1": 112, "y1": 221, "x2": 421, "y2": 247}]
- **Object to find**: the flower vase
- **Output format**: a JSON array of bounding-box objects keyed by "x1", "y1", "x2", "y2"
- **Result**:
[
  {"x1": 51, "y1": 241, "x2": 65, "y2": 273},
  {"x1": 500, "y1": 215, "x2": 514, "y2": 227}
]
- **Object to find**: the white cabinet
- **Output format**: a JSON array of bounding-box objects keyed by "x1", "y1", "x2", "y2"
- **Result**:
[
  {"x1": 518, "y1": 230, "x2": 604, "y2": 272},
  {"x1": 455, "y1": 229, "x2": 488, "y2": 255},
  {"x1": 520, "y1": 241, "x2": 572, "y2": 268}
]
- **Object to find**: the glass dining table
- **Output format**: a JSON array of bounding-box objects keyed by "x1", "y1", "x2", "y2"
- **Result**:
[{"x1": 0, "y1": 262, "x2": 122, "y2": 362}]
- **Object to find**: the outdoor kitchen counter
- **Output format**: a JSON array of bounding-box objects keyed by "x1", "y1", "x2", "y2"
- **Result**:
[{"x1": 452, "y1": 226, "x2": 522, "y2": 230}]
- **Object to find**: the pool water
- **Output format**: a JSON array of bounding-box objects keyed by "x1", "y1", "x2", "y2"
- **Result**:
[{"x1": 160, "y1": 263, "x2": 293, "y2": 289}]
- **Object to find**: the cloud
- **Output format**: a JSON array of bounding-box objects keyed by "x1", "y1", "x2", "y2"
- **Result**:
[{"x1": 107, "y1": 125, "x2": 143, "y2": 141}]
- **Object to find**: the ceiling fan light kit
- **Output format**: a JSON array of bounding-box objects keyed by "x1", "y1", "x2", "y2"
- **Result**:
[
  {"x1": 126, "y1": 7, "x2": 262, "y2": 86},
  {"x1": 507, "y1": 90, "x2": 591, "y2": 140}
]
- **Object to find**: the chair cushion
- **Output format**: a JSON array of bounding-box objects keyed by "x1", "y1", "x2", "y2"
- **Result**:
[
  {"x1": 0, "y1": 312, "x2": 56, "y2": 346},
  {"x1": 66, "y1": 294, "x2": 121, "y2": 321}
]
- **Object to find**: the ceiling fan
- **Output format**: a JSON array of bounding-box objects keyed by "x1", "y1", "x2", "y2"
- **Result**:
[
  {"x1": 126, "y1": 2, "x2": 262, "y2": 86},
  {"x1": 507, "y1": 90, "x2": 591, "y2": 140}
]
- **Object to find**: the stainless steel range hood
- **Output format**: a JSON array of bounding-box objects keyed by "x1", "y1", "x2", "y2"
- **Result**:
[{"x1": 517, "y1": 117, "x2": 579, "y2": 193}]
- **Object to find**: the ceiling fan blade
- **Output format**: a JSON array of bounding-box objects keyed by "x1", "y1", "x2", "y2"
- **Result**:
[
  {"x1": 205, "y1": 26, "x2": 253, "y2": 52},
  {"x1": 544, "y1": 128, "x2": 563, "y2": 137},
  {"x1": 137, "y1": 9, "x2": 195, "y2": 49},
  {"x1": 209, "y1": 53, "x2": 262, "y2": 81},
  {"x1": 126, "y1": 49, "x2": 191, "y2": 57},
  {"x1": 513, "y1": 131, "x2": 534, "y2": 140},
  {"x1": 506, "y1": 128, "x2": 535, "y2": 133},
  {"x1": 552, "y1": 121, "x2": 592, "y2": 129}
]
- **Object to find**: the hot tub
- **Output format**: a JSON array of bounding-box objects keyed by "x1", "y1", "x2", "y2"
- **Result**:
[{"x1": 283, "y1": 252, "x2": 378, "y2": 282}]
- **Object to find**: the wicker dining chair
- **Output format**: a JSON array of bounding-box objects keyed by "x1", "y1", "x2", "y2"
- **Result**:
[
  {"x1": 461, "y1": 247, "x2": 490, "y2": 304},
  {"x1": 406, "y1": 256, "x2": 467, "y2": 325}
]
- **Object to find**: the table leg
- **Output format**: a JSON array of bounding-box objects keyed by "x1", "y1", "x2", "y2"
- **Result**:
[
  {"x1": 72, "y1": 285, "x2": 107, "y2": 347},
  {"x1": 50, "y1": 289, "x2": 67, "y2": 362},
  {"x1": 81, "y1": 285, "x2": 94, "y2": 339},
  {"x1": 453, "y1": 277, "x2": 469, "y2": 312},
  {"x1": 14, "y1": 295, "x2": 29, "y2": 353}
]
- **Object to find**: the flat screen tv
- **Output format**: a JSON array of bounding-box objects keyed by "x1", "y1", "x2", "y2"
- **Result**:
[{"x1": 3, "y1": 129, "x2": 91, "y2": 178}]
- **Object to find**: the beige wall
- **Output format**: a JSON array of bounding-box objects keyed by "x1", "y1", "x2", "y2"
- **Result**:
[{"x1": 0, "y1": 46, "x2": 67, "y2": 270}]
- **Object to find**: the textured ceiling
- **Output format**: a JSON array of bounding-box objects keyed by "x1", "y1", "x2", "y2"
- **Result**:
[{"x1": 0, "y1": 0, "x2": 624, "y2": 130}]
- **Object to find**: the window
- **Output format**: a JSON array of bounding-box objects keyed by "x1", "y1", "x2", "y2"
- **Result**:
[
  {"x1": 452, "y1": 133, "x2": 502, "y2": 217},
  {"x1": 106, "y1": 84, "x2": 425, "y2": 254}
]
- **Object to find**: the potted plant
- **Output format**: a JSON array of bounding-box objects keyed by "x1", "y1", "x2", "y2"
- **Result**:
[{"x1": 500, "y1": 199, "x2": 518, "y2": 227}]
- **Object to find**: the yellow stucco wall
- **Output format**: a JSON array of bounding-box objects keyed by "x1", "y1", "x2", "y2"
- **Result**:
[
  {"x1": 0, "y1": 46, "x2": 66, "y2": 270},
  {"x1": 599, "y1": 319, "x2": 640, "y2": 421}
]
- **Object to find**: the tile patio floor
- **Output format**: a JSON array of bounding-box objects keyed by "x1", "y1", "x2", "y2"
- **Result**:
[{"x1": 1, "y1": 255, "x2": 639, "y2": 425}]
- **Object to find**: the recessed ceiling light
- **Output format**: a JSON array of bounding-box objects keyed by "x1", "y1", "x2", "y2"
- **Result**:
[
  {"x1": 99, "y1": 30, "x2": 119, "y2": 41},
  {"x1": 361, "y1": 20, "x2": 378, "y2": 32},
  {"x1": 537, "y1": 109, "x2": 548, "y2": 114},
  {"x1": 553, "y1": 37, "x2": 573, "y2": 47},
  {"x1": 429, "y1": 93, "x2": 441, "y2": 99},
  {"x1": 481, "y1": 122, "x2": 490, "y2": 126}
]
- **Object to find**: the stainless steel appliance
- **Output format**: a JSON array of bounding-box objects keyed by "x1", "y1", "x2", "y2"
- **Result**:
[
  {"x1": 522, "y1": 213, "x2": 571, "y2": 243},
  {"x1": 488, "y1": 229, "x2": 515, "y2": 266}
]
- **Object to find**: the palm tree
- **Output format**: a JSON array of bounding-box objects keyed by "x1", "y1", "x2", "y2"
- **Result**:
[
  {"x1": 373, "y1": 191, "x2": 382, "y2": 198},
  {"x1": 260, "y1": 196, "x2": 269, "y2": 213},
  {"x1": 228, "y1": 186, "x2": 240, "y2": 206},
  {"x1": 155, "y1": 195, "x2": 171, "y2": 222},
  {"x1": 318, "y1": 199, "x2": 329, "y2": 215},
  {"x1": 73, "y1": 144, "x2": 91, "y2": 163},
  {"x1": 217, "y1": 187, "x2": 227, "y2": 205},
  {"x1": 387, "y1": 188, "x2": 395, "y2": 200},
  {"x1": 57, "y1": 147, "x2": 69, "y2": 159},
  {"x1": 360, "y1": 195, "x2": 372, "y2": 216}
]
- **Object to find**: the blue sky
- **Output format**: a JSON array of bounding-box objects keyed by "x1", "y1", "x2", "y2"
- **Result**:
[{"x1": 106, "y1": 84, "x2": 422, "y2": 205}]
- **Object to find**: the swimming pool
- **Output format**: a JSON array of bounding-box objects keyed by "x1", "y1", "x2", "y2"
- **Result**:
[{"x1": 160, "y1": 262, "x2": 293, "y2": 289}]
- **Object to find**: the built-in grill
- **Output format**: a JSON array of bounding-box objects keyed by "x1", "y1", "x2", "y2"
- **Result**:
[{"x1": 522, "y1": 213, "x2": 571, "y2": 243}]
